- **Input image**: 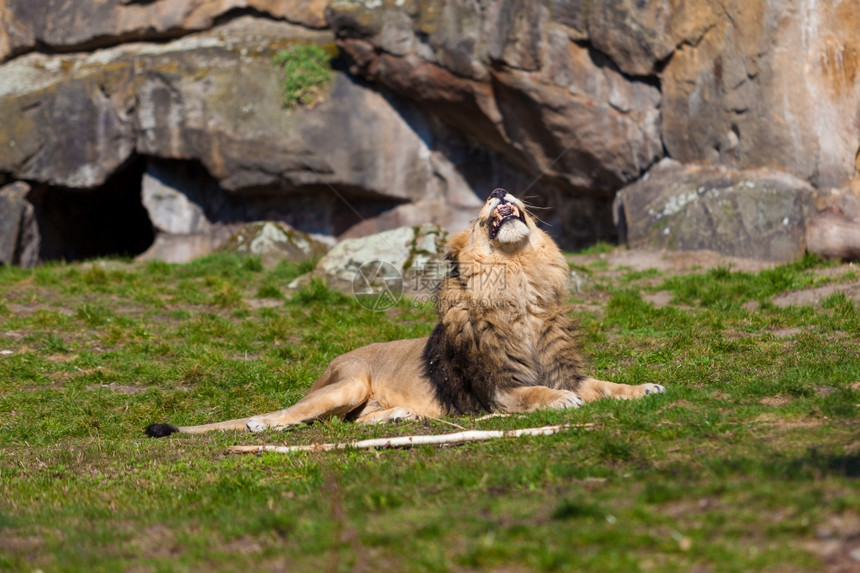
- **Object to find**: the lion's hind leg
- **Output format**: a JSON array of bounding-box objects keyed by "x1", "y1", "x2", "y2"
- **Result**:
[
  {"x1": 576, "y1": 378, "x2": 665, "y2": 402},
  {"x1": 246, "y1": 376, "x2": 372, "y2": 433}
]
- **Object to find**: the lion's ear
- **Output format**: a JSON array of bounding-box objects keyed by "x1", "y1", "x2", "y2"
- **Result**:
[{"x1": 446, "y1": 229, "x2": 469, "y2": 260}]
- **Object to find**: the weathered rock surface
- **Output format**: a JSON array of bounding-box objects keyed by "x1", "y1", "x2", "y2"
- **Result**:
[
  {"x1": 221, "y1": 221, "x2": 331, "y2": 266},
  {"x1": 316, "y1": 224, "x2": 446, "y2": 287},
  {"x1": 661, "y1": 0, "x2": 860, "y2": 189},
  {"x1": 142, "y1": 161, "x2": 211, "y2": 236},
  {"x1": 1, "y1": 18, "x2": 328, "y2": 190},
  {"x1": 0, "y1": 181, "x2": 39, "y2": 267},
  {"x1": 805, "y1": 187, "x2": 860, "y2": 261},
  {"x1": 585, "y1": 0, "x2": 674, "y2": 77},
  {"x1": 0, "y1": 0, "x2": 327, "y2": 62},
  {"x1": 615, "y1": 159, "x2": 816, "y2": 262},
  {"x1": 806, "y1": 214, "x2": 860, "y2": 262},
  {"x1": 330, "y1": 0, "x2": 664, "y2": 196},
  {"x1": 136, "y1": 231, "x2": 230, "y2": 265}
]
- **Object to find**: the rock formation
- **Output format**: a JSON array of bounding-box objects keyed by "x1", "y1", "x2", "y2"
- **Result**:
[
  {"x1": 614, "y1": 159, "x2": 815, "y2": 262},
  {"x1": 0, "y1": 0, "x2": 858, "y2": 266}
]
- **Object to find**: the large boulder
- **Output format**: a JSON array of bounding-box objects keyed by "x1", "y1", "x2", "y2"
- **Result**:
[
  {"x1": 661, "y1": 0, "x2": 860, "y2": 189},
  {"x1": 141, "y1": 160, "x2": 211, "y2": 236},
  {"x1": 805, "y1": 187, "x2": 860, "y2": 261},
  {"x1": 221, "y1": 222, "x2": 331, "y2": 267},
  {"x1": 615, "y1": 159, "x2": 816, "y2": 262},
  {"x1": 806, "y1": 214, "x2": 860, "y2": 261},
  {"x1": 316, "y1": 224, "x2": 447, "y2": 284},
  {"x1": 329, "y1": 0, "x2": 664, "y2": 195},
  {"x1": 0, "y1": 55, "x2": 137, "y2": 188}
]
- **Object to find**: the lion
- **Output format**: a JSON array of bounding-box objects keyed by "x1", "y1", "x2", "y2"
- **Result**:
[{"x1": 145, "y1": 188, "x2": 664, "y2": 437}]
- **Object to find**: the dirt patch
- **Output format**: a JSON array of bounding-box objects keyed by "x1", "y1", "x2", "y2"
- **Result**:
[
  {"x1": 802, "y1": 511, "x2": 860, "y2": 573},
  {"x1": 569, "y1": 248, "x2": 777, "y2": 275},
  {"x1": 571, "y1": 303, "x2": 605, "y2": 318},
  {"x1": 88, "y1": 383, "x2": 148, "y2": 395},
  {"x1": 571, "y1": 248, "x2": 860, "y2": 309},
  {"x1": 770, "y1": 327, "x2": 804, "y2": 338},
  {"x1": 751, "y1": 412, "x2": 823, "y2": 430},
  {"x1": 221, "y1": 534, "x2": 265, "y2": 556},
  {"x1": 0, "y1": 533, "x2": 43, "y2": 554},
  {"x1": 7, "y1": 303, "x2": 74, "y2": 316},
  {"x1": 760, "y1": 396, "x2": 792, "y2": 407},
  {"x1": 642, "y1": 290, "x2": 674, "y2": 308},
  {"x1": 130, "y1": 524, "x2": 181, "y2": 560},
  {"x1": 246, "y1": 298, "x2": 284, "y2": 309},
  {"x1": 772, "y1": 280, "x2": 860, "y2": 307},
  {"x1": 46, "y1": 353, "x2": 78, "y2": 363}
]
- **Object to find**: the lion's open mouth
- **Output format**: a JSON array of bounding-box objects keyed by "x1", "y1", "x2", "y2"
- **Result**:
[{"x1": 489, "y1": 200, "x2": 526, "y2": 240}]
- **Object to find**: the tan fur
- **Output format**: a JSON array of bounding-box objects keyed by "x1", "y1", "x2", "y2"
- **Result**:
[{"x1": 146, "y1": 189, "x2": 664, "y2": 437}]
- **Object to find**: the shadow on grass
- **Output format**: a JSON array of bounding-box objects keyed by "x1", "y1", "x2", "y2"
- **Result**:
[
  {"x1": 801, "y1": 450, "x2": 860, "y2": 478},
  {"x1": 755, "y1": 450, "x2": 860, "y2": 480},
  {"x1": 661, "y1": 450, "x2": 860, "y2": 483}
]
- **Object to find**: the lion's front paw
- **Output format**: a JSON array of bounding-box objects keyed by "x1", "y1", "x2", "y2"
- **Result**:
[
  {"x1": 246, "y1": 417, "x2": 270, "y2": 433},
  {"x1": 548, "y1": 391, "x2": 585, "y2": 410},
  {"x1": 642, "y1": 383, "x2": 666, "y2": 396}
]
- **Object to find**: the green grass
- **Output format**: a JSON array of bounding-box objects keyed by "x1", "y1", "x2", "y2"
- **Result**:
[
  {"x1": 572, "y1": 241, "x2": 616, "y2": 256},
  {"x1": 0, "y1": 253, "x2": 858, "y2": 571},
  {"x1": 659, "y1": 254, "x2": 837, "y2": 309},
  {"x1": 272, "y1": 44, "x2": 333, "y2": 109}
]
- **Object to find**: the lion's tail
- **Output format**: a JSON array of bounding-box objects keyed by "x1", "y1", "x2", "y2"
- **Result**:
[{"x1": 145, "y1": 417, "x2": 252, "y2": 438}]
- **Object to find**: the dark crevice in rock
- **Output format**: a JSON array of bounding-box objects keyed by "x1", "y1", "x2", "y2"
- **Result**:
[
  {"x1": 211, "y1": 7, "x2": 324, "y2": 31},
  {"x1": 652, "y1": 44, "x2": 676, "y2": 76},
  {"x1": 675, "y1": 22, "x2": 717, "y2": 51},
  {"x1": 26, "y1": 155, "x2": 155, "y2": 262},
  {"x1": 143, "y1": 157, "x2": 408, "y2": 239},
  {"x1": 585, "y1": 43, "x2": 662, "y2": 88},
  {"x1": 224, "y1": 183, "x2": 409, "y2": 238},
  {"x1": 7, "y1": 31, "x2": 194, "y2": 62}
]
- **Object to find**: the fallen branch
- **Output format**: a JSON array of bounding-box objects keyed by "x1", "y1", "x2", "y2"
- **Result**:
[{"x1": 227, "y1": 423, "x2": 594, "y2": 454}]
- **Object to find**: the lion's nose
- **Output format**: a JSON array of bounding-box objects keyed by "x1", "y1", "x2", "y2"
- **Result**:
[{"x1": 489, "y1": 188, "x2": 507, "y2": 201}]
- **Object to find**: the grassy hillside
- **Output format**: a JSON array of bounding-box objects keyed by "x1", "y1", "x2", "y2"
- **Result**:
[{"x1": 0, "y1": 253, "x2": 858, "y2": 572}]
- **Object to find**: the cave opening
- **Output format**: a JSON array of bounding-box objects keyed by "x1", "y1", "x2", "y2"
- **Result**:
[{"x1": 27, "y1": 156, "x2": 155, "y2": 263}]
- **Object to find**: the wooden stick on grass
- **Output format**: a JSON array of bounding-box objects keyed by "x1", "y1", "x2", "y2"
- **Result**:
[{"x1": 227, "y1": 423, "x2": 594, "y2": 454}]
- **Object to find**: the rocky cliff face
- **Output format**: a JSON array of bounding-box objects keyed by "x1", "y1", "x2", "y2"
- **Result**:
[{"x1": 1, "y1": 0, "x2": 858, "y2": 266}]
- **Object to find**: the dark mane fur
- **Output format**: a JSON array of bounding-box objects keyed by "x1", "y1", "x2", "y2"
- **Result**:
[{"x1": 422, "y1": 322, "x2": 488, "y2": 414}]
